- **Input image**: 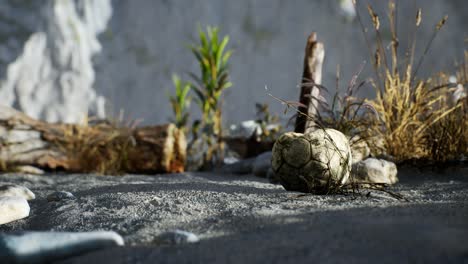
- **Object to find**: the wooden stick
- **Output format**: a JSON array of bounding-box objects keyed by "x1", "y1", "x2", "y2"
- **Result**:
[{"x1": 294, "y1": 32, "x2": 325, "y2": 134}]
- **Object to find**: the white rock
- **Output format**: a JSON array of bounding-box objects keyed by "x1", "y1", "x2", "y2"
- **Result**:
[
  {"x1": 272, "y1": 129, "x2": 352, "y2": 193},
  {"x1": 0, "y1": 231, "x2": 124, "y2": 263},
  {"x1": 12, "y1": 165, "x2": 45, "y2": 175},
  {"x1": 352, "y1": 158, "x2": 398, "y2": 185},
  {"x1": 252, "y1": 151, "x2": 272, "y2": 177},
  {"x1": 0, "y1": 196, "x2": 30, "y2": 225},
  {"x1": 0, "y1": 184, "x2": 35, "y2": 200},
  {"x1": 339, "y1": 0, "x2": 356, "y2": 21},
  {"x1": 229, "y1": 120, "x2": 262, "y2": 139},
  {"x1": 155, "y1": 230, "x2": 200, "y2": 245}
]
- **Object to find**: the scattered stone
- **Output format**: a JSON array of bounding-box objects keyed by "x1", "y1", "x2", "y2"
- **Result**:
[
  {"x1": 0, "y1": 184, "x2": 35, "y2": 200},
  {"x1": 0, "y1": 231, "x2": 124, "y2": 263},
  {"x1": 352, "y1": 158, "x2": 398, "y2": 185},
  {"x1": 271, "y1": 129, "x2": 352, "y2": 193},
  {"x1": 0, "y1": 196, "x2": 30, "y2": 225},
  {"x1": 155, "y1": 230, "x2": 200, "y2": 245},
  {"x1": 11, "y1": 165, "x2": 45, "y2": 175},
  {"x1": 349, "y1": 136, "x2": 370, "y2": 163},
  {"x1": 223, "y1": 156, "x2": 240, "y2": 165},
  {"x1": 228, "y1": 120, "x2": 262, "y2": 139},
  {"x1": 47, "y1": 191, "x2": 75, "y2": 202},
  {"x1": 252, "y1": 151, "x2": 272, "y2": 177},
  {"x1": 220, "y1": 158, "x2": 255, "y2": 175}
]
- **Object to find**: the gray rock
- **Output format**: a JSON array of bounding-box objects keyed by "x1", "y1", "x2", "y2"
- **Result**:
[
  {"x1": 352, "y1": 158, "x2": 398, "y2": 185},
  {"x1": 0, "y1": 184, "x2": 35, "y2": 200},
  {"x1": 0, "y1": 231, "x2": 124, "y2": 264},
  {"x1": 155, "y1": 230, "x2": 200, "y2": 245},
  {"x1": 0, "y1": 196, "x2": 30, "y2": 225},
  {"x1": 252, "y1": 151, "x2": 272, "y2": 177},
  {"x1": 220, "y1": 158, "x2": 255, "y2": 175},
  {"x1": 47, "y1": 191, "x2": 75, "y2": 202}
]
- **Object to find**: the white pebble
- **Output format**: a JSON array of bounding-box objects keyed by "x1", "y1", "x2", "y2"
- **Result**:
[
  {"x1": 0, "y1": 231, "x2": 124, "y2": 263},
  {"x1": 47, "y1": 191, "x2": 75, "y2": 202},
  {"x1": 155, "y1": 230, "x2": 200, "y2": 245},
  {"x1": 0, "y1": 184, "x2": 35, "y2": 200}
]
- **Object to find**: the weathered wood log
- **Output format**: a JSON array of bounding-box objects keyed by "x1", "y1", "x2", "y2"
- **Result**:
[
  {"x1": 294, "y1": 32, "x2": 325, "y2": 134},
  {"x1": 0, "y1": 105, "x2": 186, "y2": 174}
]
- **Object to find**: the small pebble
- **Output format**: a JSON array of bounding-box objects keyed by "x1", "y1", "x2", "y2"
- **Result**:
[
  {"x1": 0, "y1": 231, "x2": 124, "y2": 263},
  {"x1": 47, "y1": 191, "x2": 75, "y2": 202},
  {"x1": 0, "y1": 184, "x2": 35, "y2": 200},
  {"x1": 12, "y1": 165, "x2": 45, "y2": 175},
  {"x1": 155, "y1": 230, "x2": 200, "y2": 245}
]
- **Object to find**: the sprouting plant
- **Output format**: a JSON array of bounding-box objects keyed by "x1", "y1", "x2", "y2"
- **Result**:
[
  {"x1": 353, "y1": 0, "x2": 459, "y2": 162},
  {"x1": 189, "y1": 26, "x2": 233, "y2": 127},
  {"x1": 168, "y1": 74, "x2": 191, "y2": 132},
  {"x1": 255, "y1": 102, "x2": 282, "y2": 141},
  {"x1": 188, "y1": 25, "x2": 233, "y2": 168}
]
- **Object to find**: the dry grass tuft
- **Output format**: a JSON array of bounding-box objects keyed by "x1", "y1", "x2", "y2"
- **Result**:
[
  {"x1": 354, "y1": 0, "x2": 464, "y2": 162},
  {"x1": 425, "y1": 54, "x2": 468, "y2": 162},
  {"x1": 54, "y1": 118, "x2": 136, "y2": 174}
]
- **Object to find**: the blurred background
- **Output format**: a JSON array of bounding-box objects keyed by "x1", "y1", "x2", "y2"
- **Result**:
[{"x1": 0, "y1": 0, "x2": 466, "y2": 125}]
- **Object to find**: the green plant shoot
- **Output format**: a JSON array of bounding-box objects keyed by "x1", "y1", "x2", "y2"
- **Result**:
[
  {"x1": 188, "y1": 25, "x2": 233, "y2": 168},
  {"x1": 168, "y1": 74, "x2": 191, "y2": 132}
]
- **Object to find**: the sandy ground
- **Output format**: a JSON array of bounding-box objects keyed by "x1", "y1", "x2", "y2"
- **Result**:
[{"x1": 0, "y1": 165, "x2": 467, "y2": 263}]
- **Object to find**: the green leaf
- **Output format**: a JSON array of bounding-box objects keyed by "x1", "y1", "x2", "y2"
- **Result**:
[
  {"x1": 187, "y1": 72, "x2": 204, "y2": 88},
  {"x1": 191, "y1": 47, "x2": 203, "y2": 64},
  {"x1": 222, "y1": 49, "x2": 233, "y2": 66},
  {"x1": 190, "y1": 84, "x2": 207, "y2": 103},
  {"x1": 224, "y1": 81, "x2": 233, "y2": 89},
  {"x1": 216, "y1": 36, "x2": 229, "y2": 69},
  {"x1": 198, "y1": 26, "x2": 208, "y2": 48}
]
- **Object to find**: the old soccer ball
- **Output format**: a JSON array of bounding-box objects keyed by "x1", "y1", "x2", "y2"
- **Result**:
[{"x1": 271, "y1": 129, "x2": 352, "y2": 193}]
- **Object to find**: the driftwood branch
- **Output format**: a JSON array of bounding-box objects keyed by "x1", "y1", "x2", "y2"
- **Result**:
[
  {"x1": 294, "y1": 32, "x2": 325, "y2": 134},
  {"x1": 0, "y1": 105, "x2": 186, "y2": 174}
]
